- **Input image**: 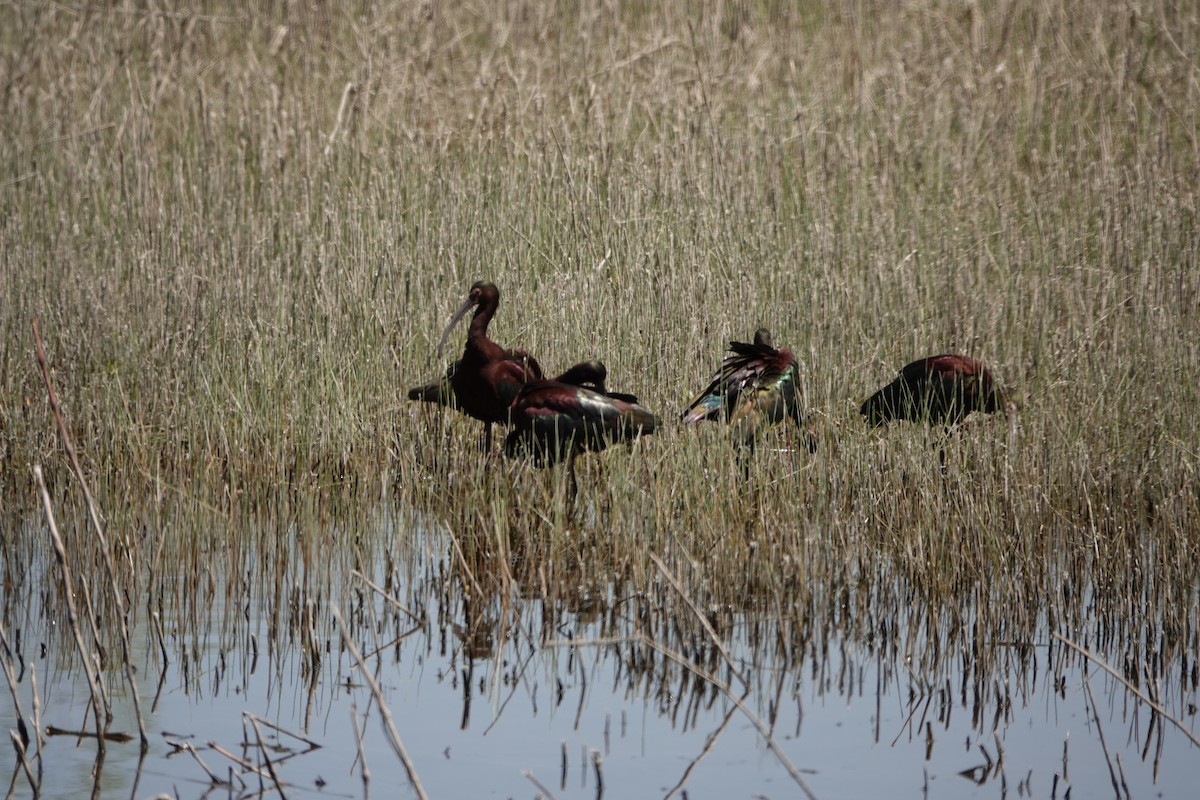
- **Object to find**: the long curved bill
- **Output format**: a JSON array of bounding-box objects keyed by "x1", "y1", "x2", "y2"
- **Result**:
[{"x1": 436, "y1": 296, "x2": 476, "y2": 358}]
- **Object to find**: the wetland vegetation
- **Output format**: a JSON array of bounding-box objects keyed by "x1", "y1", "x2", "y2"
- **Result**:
[{"x1": 2, "y1": 1, "x2": 1198, "y2": 797}]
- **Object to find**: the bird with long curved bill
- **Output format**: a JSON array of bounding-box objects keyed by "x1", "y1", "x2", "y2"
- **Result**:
[
  {"x1": 504, "y1": 377, "x2": 659, "y2": 499},
  {"x1": 430, "y1": 281, "x2": 543, "y2": 449},
  {"x1": 682, "y1": 328, "x2": 816, "y2": 456}
]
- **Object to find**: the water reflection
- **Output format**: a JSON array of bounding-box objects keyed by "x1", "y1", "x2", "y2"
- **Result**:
[{"x1": 2, "y1": 501, "x2": 1198, "y2": 799}]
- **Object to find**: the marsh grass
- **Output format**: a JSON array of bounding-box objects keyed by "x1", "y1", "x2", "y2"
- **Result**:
[{"x1": 2, "y1": 0, "x2": 1199, "y2": 793}]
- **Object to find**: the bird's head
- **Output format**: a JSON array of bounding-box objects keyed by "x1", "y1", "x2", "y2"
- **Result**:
[
  {"x1": 437, "y1": 281, "x2": 500, "y2": 357},
  {"x1": 752, "y1": 328, "x2": 774, "y2": 348},
  {"x1": 556, "y1": 359, "x2": 608, "y2": 392}
]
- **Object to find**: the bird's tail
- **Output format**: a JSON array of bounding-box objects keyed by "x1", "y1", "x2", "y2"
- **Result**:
[
  {"x1": 407, "y1": 379, "x2": 456, "y2": 407},
  {"x1": 859, "y1": 383, "x2": 906, "y2": 426}
]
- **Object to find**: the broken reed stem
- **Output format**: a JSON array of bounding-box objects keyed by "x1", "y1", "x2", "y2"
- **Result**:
[
  {"x1": 0, "y1": 618, "x2": 38, "y2": 782},
  {"x1": 1053, "y1": 632, "x2": 1200, "y2": 748},
  {"x1": 30, "y1": 664, "x2": 44, "y2": 785},
  {"x1": 183, "y1": 741, "x2": 227, "y2": 786},
  {"x1": 244, "y1": 712, "x2": 323, "y2": 751},
  {"x1": 554, "y1": 632, "x2": 819, "y2": 799},
  {"x1": 207, "y1": 740, "x2": 270, "y2": 778},
  {"x1": 350, "y1": 704, "x2": 371, "y2": 800},
  {"x1": 151, "y1": 610, "x2": 169, "y2": 676},
  {"x1": 31, "y1": 318, "x2": 149, "y2": 748},
  {"x1": 247, "y1": 714, "x2": 289, "y2": 799},
  {"x1": 352, "y1": 569, "x2": 423, "y2": 623},
  {"x1": 638, "y1": 635, "x2": 819, "y2": 800},
  {"x1": 329, "y1": 603, "x2": 430, "y2": 800},
  {"x1": 649, "y1": 551, "x2": 814, "y2": 796},
  {"x1": 590, "y1": 749, "x2": 604, "y2": 797},
  {"x1": 664, "y1": 699, "x2": 740, "y2": 799},
  {"x1": 33, "y1": 464, "x2": 109, "y2": 751},
  {"x1": 8, "y1": 731, "x2": 37, "y2": 791},
  {"x1": 649, "y1": 552, "x2": 748, "y2": 688},
  {"x1": 1081, "y1": 668, "x2": 1123, "y2": 798},
  {"x1": 521, "y1": 769, "x2": 559, "y2": 800}
]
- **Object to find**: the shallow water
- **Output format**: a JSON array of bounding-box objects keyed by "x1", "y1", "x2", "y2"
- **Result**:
[{"x1": 3, "y1": 506, "x2": 1198, "y2": 799}]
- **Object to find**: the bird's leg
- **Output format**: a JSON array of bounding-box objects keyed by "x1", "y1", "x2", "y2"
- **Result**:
[
  {"x1": 566, "y1": 449, "x2": 579, "y2": 509},
  {"x1": 937, "y1": 425, "x2": 953, "y2": 474},
  {"x1": 568, "y1": 453, "x2": 578, "y2": 503},
  {"x1": 739, "y1": 449, "x2": 752, "y2": 482},
  {"x1": 803, "y1": 424, "x2": 819, "y2": 454},
  {"x1": 483, "y1": 422, "x2": 493, "y2": 453}
]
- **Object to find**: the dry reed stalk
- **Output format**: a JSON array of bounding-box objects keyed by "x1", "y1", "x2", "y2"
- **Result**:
[
  {"x1": 0, "y1": 619, "x2": 38, "y2": 783},
  {"x1": 522, "y1": 769, "x2": 559, "y2": 800},
  {"x1": 664, "y1": 700, "x2": 739, "y2": 799},
  {"x1": 7, "y1": 731, "x2": 36, "y2": 796},
  {"x1": 1081, "y1": 667, "x2": 1122, "y2": 797},
  {"x1": 442, "y1": 522, "x2": 486, "y2": 603},
  {"x1": 29, "y1": 664, "x2": 44, "y2": 786},
  {"x1": 638, "y1": 635, "x2": 818, "y2": 800},
  {"x1": 247, "y1": 713, "x2": 289, "y2": 799},
  {"x1": 33, "y1": 464, "x2": 108, "y2": 750},
  {"x1": 649, "y1": 552, "x2": 747, "y2": 688},
  {"x1": 350, "y1": 704, "x2": 371, "y2": 800},
  {"x1": 206, "y1": 740, "x2": 268, "y2": 777},
  {"x1": 325, "y1": 82, "x2": 357, "y2": 157},
  {"x1": 1053, "y1": 632, "x2": 1200, "y2": 748},
  {"x1": 330, "y1": 603, "x2": 429, "y2": 800},
  {"x1": 590, "y1": 749, "x2": 604, "y2": 797},
  {"x1": 551, "y1": 631, "x2": 818, "y2": 799},
  {"x1": 181, "y1": 740, "x2": 232, "y2": 788},
  {"x1": 31, "y1": 319, "x2": 148, "y2": 748},
  {"x1": 244, "y1": 712, "x2": 322, "y2": 752},
  {"x1": 352, "y1": 569, "x2": 423, "y2": 623}
]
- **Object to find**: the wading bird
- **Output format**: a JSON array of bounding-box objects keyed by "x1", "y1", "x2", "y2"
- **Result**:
[
  {"x1": 407, "y1": 355, "x2": 612, "y2": 409},
  {"x1": 682, "y1": 328, "x2": 816, "y2": 454},
  {"x1": 860, "y1": 354, "x2": 1018, "y2": 468},
  {"x1": 859, "y1": 354, "x2": 1015, "y2": 428},
  {"x1": 434, "y1": 281, "x2": 543, "y2": 448},
  {"x1": 504, "y1": 377, "x2": 659, "y2": 498}
]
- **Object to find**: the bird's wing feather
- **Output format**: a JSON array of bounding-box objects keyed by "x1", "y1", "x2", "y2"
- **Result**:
[{"x1": 507, "y1": 383, "x2": 658, "y2": 466}]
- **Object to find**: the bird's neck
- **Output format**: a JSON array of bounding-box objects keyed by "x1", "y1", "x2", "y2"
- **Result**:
[{"x1": 464, "y1": 305, "x2": 504, "y2": 360}]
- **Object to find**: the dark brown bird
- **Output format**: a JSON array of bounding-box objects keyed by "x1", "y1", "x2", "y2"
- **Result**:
[
  {"x1": 434, "y1": 281, "x2": 543, "y2": 448},
  {"x1": 504, "y1": 377, "x2": 659, "y2": 498},
  {"x1": 682, "y1": 328, "x2": 815, "y2": 452},
  {"x1": 408, "y1": 357, "x2": 615, "y2": 409},
  {"x1": 860, "y1": 354, "x2": 1015, "y2": 428}
]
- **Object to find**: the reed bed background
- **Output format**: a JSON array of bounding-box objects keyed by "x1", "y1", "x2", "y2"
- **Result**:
[{"x1": 1, "y1": 2, "x2": 1198, "y2": 785}]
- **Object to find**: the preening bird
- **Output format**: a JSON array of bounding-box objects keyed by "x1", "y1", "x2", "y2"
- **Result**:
[
  {"x1": 682, "y1": 328, "x2": 815, "y2": 452},
  {"x1": 860, "y1": 354, "x2": 1015, "y2": 428},
  {"x1": 504, "y1": 377, "x2": 659, "y2": 498}
]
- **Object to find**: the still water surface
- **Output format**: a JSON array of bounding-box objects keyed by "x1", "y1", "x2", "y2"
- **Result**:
[{"x1": 3, "y1": 508, "x2": 1197, "y2": 799}]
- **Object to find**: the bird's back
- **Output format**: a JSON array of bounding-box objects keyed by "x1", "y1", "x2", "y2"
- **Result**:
[
  {"x1": 451, "y1": 347, "x2": 544, "y2": 423},
  {"x1": 408, "y1": 348, "x2": 543, "y2": 414},
  {"x1": 505, "y1": 380, "x2": 658, "y2": 466},
  {"x1": 861, "y1": 354, "x2": 1006, "y2": 426},
  {"x1": 682, "y1": 333, "x2": 807, "y2": 445}
]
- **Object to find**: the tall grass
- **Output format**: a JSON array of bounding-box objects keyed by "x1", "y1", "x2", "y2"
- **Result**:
[{"x1": 1, "y1": 0, "x2": 1198, "y2": 733}]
